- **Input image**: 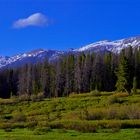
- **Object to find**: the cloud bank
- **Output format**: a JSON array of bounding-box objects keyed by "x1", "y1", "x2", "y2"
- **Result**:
[{"x1": 13, "y1": 13, "x2": 49, "y2": 28}]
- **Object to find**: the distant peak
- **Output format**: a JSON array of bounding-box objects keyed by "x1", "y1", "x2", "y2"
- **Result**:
[
  {"x1": 96, "y1": 40, "x2": 111, "y2": 43},
  {"x1": 28, "y1": 49, "x2": 45, "y2": 55}
]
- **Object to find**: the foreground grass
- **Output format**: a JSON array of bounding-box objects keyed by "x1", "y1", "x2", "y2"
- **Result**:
[
  {"x1": 0, "y1": 128, "x2": 140, "y2": 140},
  {"x1": 0, "y1": 91, "x2": 140, "y2": 139}
]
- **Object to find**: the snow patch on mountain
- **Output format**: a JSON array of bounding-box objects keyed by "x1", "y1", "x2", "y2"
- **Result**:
[
  {"x1": 74, "y1": 36, "x2": 140, "y2": 53},
  {"x1": 0, "y1": 49, "x2": 64, "y2": 68},
  {"x1": 1, "y1": 36, "x2": 140, "y2": 69}
]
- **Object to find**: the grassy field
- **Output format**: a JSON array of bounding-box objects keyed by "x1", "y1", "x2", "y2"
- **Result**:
[
  {"x1": 0, "y1": 128, "x2": 140, "y2": 140},
  {"x1": 0, "y1": 91, "x2": 140, "y2": 139}
]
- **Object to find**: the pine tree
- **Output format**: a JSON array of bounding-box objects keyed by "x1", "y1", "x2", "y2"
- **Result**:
[
  {"x1": 131, "y1": 77, "x2": 137, "y2": 94},
  {"x1": 18, "y1": 65, "x2": 28, "y2": 96},
  {"x1": 115, "y1": 55, "x2": 132, "y2": 93},
  {"x1": 65, "y1": 55, "x2": 75, "y2": 95},
  {"x1": 74, "y1": 53, "x2": 85, "y2": 93},
  {"x1": 93, "y1": 54, "x2": 104, "y2": 91},
  {"x1": 26, "y1": 63, "x2": 33, "y2": 95},
  {"x1": 41, "y1": 58, "x2": 51, "y2": 97},
  {"x1": 83, "y1": 53, "x2": 92, "y2": 92}
]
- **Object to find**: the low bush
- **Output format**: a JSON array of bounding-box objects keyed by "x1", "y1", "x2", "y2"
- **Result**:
[
  {"x1": 57, "y1": 129, "x2": 67, "y2": 133},
  {"x1": 3, "y1": 114, "x2": 13, "y2": 120},
  {"x1": 114, "y1": 92, "x2": 129, "y2": 98},
  {"x1": 12, "y1": 122, "x2": 25, "y2": 128},
  {"x1": 121, "y1": 120, "x2": 140, "y2": 128},
  {"x1": 12, "y1": 112, "x2": 26, "y2": 122},
  {"x1": 69, "y1": 92, "x2": 94, "y2": 98},
  {"x1": 111, "y1": 127, "x2": 120, "y2": 133},
  {"x1": 0, "y1": 98, "x2": 16, "y2": 105},
  {"x1": 37, "y1": 121, "x2": 49, "y2": 128},
  {"x1": 49, "y1": 120, "x2": 97, "y2": 133},
  {"x1": 19, "y1": 94, "x2": 30, "y2": 101},
  {"x1": 106, "y1": 121, "x2": 121, "y2": 129},
  {"x1": 0, "y1": 123, "x2": 12, "y2": 129},
  {"x1": 4, "y1": 128, "x2": 12, "y2": 132},
  {"x1": 25, "y1": 121, "x2": 38, "y2": 128},
  {"x1": 64, "y1": 111, "x2": 80, "y2": 120},
  {"x1": 33, "y1": 127, "x2": 51, "y2": 135},
  {"x1": 28, "y1": 110, "x2": 43, "y2": 116},
  {"x1": 107, "y1": 95, "x2": 120, "y2": 105},
  {"x1": 31, "y1": 93, "x2": 44, "y2": 102},
  {"x1": 86, "y1": 108, "x2": 106, "y2": 120},
  {"x1": 127, "y1": 106, "x2": 140, "y2": 119},
  {"x1": 67, "y1": 104, "x2": 140, "y2": 121},
  {"x1": 90, "y1": 90, "x2": 101, "y2": 97}
]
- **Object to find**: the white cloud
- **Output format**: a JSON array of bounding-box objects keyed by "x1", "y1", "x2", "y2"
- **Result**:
[{"x1": 13, "y1": 13, "x2": 49, "y2": 28}]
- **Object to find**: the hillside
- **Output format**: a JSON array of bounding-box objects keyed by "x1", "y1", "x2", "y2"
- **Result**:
[{"x1": 0, "y1": 91, "x2": 140, "y2": 139}]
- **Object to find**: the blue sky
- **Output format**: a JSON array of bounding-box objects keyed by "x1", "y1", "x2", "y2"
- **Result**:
[{"x1": 0, "y1": 0, "x2": 140, "y2": 56}]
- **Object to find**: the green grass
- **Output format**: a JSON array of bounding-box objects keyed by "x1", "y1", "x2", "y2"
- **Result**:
[
  {"x1": 0, "y1": 91, "x2": 140, "y2": 139},
  {"x1": 0, "y1": 128, "x2": 140, "y2": 140}
]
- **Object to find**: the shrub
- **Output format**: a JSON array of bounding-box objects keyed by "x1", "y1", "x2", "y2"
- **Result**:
[
  {"x1": 0, "y1": 123, "x2": 12, "y2": 129},
  {"x1": 33, "y1": 127, "x2": 51, "y2": 135},
  {"x1": 111, "y1": 127, "x2": 120, "y2": 133},
  {"x1": 106, "y1": 121, "x2": 121, "y2": 129},
  {"x1": 37, "y1": 121, "x2": 49, "y2": 128},
  {"x1": 4, "y1": 128, "x2": 12, "y2": 132},
  {"x1": 107, "y1": 95, "x2": 120, "y2": 105},
  {"x1": 25, "y1": 121, "x2": 38, "y2": 128},
  {"x1": 49, "y1": 120, "x2": 97, "y2": 133},
  {"x1": 56, "y1": 110, "x2": 62, "y2": 120},
  {"x1": 49, "y1": 120, "x2": 140, "y2": 132},
  {"x1": 121, "y1": 120, "x2": 140, "y2": 128},
  {"x1": 64, "y1": 121, "x2": 97, "y2": 133},
  {"x1": 12, "y1": 122, "x2": 25, "y2": 128},
  {"x1": 19, "y1": 94, "x2": 30, "y2": 101},
  {"x1": 114, "y1": 92, "x2": 129, "y2": 97},
  {"x1": 90, "y1": 90, "x2": 101, "y2": 97},
  {"x1": 117, "y1": 107, "x2": 129, "y2": 120},
  {"x1": 86, "y1": 109, "x2": 105, "y2": 120},
  {"x1": 0, "y1": 98, "x2": 16, "y2": 105},
  {"x1": 69, "y1": 93, "x2": 84, "y2": 98},
  {"x1": 31, "y1": 93, "x2": 44, "y2": 102},
  {"x1": 28, "y1": 110, "x2": 43, "y2": 116},
  {"x1": 10, "y1": 96, "x2": 20, "y2": 103},
  {"x1": 3, "y1": 114, "x2": 13, "y2": 120},
  {"x1": 12, "y1": 112, "x2": 26, "y2": 122},
  {"x1": 107, "y1": 108, "x2": 118, "y2": 120},
  {"x1": 79, "y1": 108, "x2": 89, "y2": 120},
  {"x1": 37, "y1": 93, "x2": 44, "y2": 101},
  {"x1": 127, "y1": 106, "x2": 140, "y2": 119},
  {"x1": 68, "y1": 104, "x2": 140, "y2": 121},
  {"x1": 64, "y1": 111, "x2": 80, "y2": 120},
  {"x1": 31, "y1": 94, "x2": 37, "y2": 102},
  {"x1": 57, "y1": 129, "x2": 67, "y2": 133}
]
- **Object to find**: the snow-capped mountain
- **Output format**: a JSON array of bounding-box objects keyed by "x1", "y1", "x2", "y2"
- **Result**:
[
  {"x1": 0, "y1": 35, "x2": 140, "y2": 69},
  {"x1": 73, "y1": 36, "x2": 140, "y2": 53},
  {"x1": 0, "y1": 49, "x2": 64, "y2": 69}
]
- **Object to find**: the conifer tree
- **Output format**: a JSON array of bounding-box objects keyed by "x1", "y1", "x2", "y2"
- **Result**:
[
  {"x1": 131, "y1": 77, "x2": 137, "y2": 94},
  {"x1": 115, "y1": 55, "x2": 132, "y2": 93}
]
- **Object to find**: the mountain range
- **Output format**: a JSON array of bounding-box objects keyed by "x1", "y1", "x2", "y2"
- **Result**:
[{"x1": 1, "y1": 35, "x2": 140, "y2": 69}]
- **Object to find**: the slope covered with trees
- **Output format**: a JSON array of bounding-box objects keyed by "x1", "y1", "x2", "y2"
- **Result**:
[{"x1": 0, "y1": 46, "x2": 140, "y2": 98}]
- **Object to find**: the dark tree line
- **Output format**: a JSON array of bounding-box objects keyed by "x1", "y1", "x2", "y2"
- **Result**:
[{"x1": 0, "y1": 46, "x2": 140, "y2": 98}]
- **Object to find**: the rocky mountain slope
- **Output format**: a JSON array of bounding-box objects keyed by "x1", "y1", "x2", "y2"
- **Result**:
[{"x1": 0, "y1": 36, "x2": 140, "y2": 69}]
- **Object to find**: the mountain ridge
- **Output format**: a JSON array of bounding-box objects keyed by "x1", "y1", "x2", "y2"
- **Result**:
[{"x1": 1, "y1": 35, "x2": 140, "y2": 69}]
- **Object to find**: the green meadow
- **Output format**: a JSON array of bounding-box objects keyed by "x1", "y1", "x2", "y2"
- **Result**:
[
  {"x1": 0, "y1": 129, "x2": 140, "y2": 140},
  {"x1": 0, "y1": 91, "x2": 140, "y2": 139}
]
